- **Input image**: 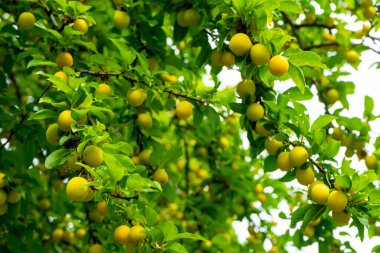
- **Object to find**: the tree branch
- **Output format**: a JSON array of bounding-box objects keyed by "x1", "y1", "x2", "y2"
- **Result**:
[
  {"x1": 39, "y1": 0, "x2": 59, "y2": 28},
  {"x1": 0, "y1": 83, "x2": 52, "y2": 151},
  {"x1": 76, "y1": 69, "x2": 209, "y2": 103}
]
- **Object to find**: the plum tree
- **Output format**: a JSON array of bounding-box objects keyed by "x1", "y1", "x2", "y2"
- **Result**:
[{"x1": 2, "y1": 1, "x2": 380, "y2": 252}]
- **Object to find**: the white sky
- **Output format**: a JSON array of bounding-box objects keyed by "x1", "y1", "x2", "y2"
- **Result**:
[{"x1": 202, "y1": 29, "x2": 380, "y2": 252}]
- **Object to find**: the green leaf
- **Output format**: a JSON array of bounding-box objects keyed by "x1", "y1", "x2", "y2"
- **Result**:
[
  {"x1": 229, "y1": 103, "x2": 246, "y2": 114},
  {"x1": 103, "y1": 152, "x2": 125, "y2": 181},
  {"x1": 160, "y1": 147, "x2": 182, "y2": 166},
  {"x1": 165, "y1": 232, "x2": 205, "y2": 242},
  {"x1": 369, "y1": 189, "x2": 380, "y2": 204},
  {"x1": 166, "y1": 242, "x2": 188, "y2": 253},
  {"x1": 288, "y1": 64, "x2": 305, "y2": 94},
  {"x1": 232, "y1": 0, "x2": 246, "y2": 15},
  {"x1": 48, "y1": 76, "x2": 74, "y2": 96},
  {"x1": 258, "y1": 64, "x2": 274, "y2": 87},
  {"x1": 127, "y1": 173, "x2": 161, "y2": 192},
  {"x1": 352, "y1": 173, "x2": 370, "y2": 192},
  {"x1": 311, "y1": 115, "x2": 335, "y2": 131},
  {"x1": 291, "y1": 204, "x2": 312, "y2": 227},
  {"x1": 109, "y1": 38, "x2": 136, "y2": 65},
  {"x1": 300, "y1": 204, "x2": 326, "y2": 231},
  {"x1": 28, "y1": 109, "x2": 57, "y2": 121},
  {"x1": 335, "y1": 175, "x2": 352, "y2": 192},
  {"x1": 283, "y1": 87, "x2": 313, "y2": 101},
  {"x1": 263, "y1": 155, "x2": 278, "y2": 172},
  {"x1": 34, "y1": 20, "x2": 63, "y2": 40},
  {"x1": 289, "y1": 51, "x2": 326, "y2": 68},
  {"x1": 160, "y1": 221, "x2": 178, "y2": 241},
  {"x1": 279, "y1": 169, "x2": 295, "y2": 182},
  {"x1": 364, "y1": 95, "x2": 374, "y2": 117},
  {"x1": 278, "y1": 0, "x2": 303, "y2": 14},
  {"x1": 102, "y1": 142, "x2": 133, "y2": 156},
  {"x1": 27, "y1": 59, "x2": 57, "y2": 69},
  {"x1": 206, "y1": 106, "x2": 220, "y2": 127},
  {"x1": 323, "y1": 139, "x2": 340, "y2": 159},
  {"x1": 45, "y1": 149, "x2": 71, "y2": 169}
]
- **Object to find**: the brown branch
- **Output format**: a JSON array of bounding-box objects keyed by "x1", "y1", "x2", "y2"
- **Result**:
[
  {"x1": 39, "y1": 0, "x2": 58, "y2": 28},
  {"x1": 302, "y1": 42, "x2": 339, "y2": 51},
  {"x1": 0, "y1": 83, "x2": 52, "y2": 151},
  {"x1": 109, "y1": 192, "x2": 139, "y2": 201},
  {"x1": 184, "y1": 140, "x2": 190, "y2": 195},
  {"x1": 76, "y1": 69, "x2": 209, "y2": 103}
]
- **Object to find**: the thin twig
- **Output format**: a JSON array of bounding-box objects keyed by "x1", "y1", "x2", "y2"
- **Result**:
[
  {"x1": 0, "y1": 83, "x2": 52, "y2": 151},
  {"x1": 76, "y1": 69, "x2": 209, "y2": 103},
  {"x1": 39, "y1": 0, "x2": 58, "y2": 28},
  {"x1": 109, "y1": 192, "x2": 139, "y2": 201}
]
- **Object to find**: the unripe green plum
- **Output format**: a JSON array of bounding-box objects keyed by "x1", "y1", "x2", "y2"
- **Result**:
[
  {"x1": 18, "y1": 12, "x2": 36, "y2": 30},
  {"x1": 277, "y1": 151, "x2": 292, "y2": 171},
  {"x1": 46, "y1": 123, "x2": 60, "y2": 145},
  {"x1": 73, "y1": 19, "x2": 88, "y2": 33},
  {"x1": 153, "y1": 169, "x2": 169, "y2": 185},
  {"x1": 114, "y1": 10, "x2": 130, "y2": 29},
  {"x1": 137, "y1": 113, "x2": 153, "y2": 129},
  {"x1": 83, "y1": 145, "x2": 103, "y2": 167},
  {"x1": 246, "y1": 103, "x2": 264, "y2": 122}
]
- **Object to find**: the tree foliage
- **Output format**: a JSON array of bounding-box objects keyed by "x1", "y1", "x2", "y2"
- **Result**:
[{"x1": 0, "y1": 0, "x2": 380, "y2": 252}]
